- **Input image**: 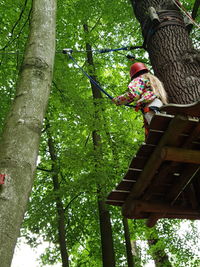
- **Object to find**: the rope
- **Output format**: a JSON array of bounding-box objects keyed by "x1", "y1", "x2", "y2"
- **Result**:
[
  {"x1": 0, "y1": 45, "x2": 144, "y2": 55},
  {"x1": 64, "y1": 51, "x2": 136, "y2": 108},
  {"x1": 62, "y1": 45, "x2": 144, "y2": 55},
  {"x1": 172, "y1": 0, "x2": 200, "y2": 29},
  {"x1": 67, "y1": 52, "x2": 114, "y2": 100}
]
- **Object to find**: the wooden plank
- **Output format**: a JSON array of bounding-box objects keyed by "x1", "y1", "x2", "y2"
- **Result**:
[
  {"x1": 145, "y1": 130, "x2": 163, "y2": 145},
  {"x1": 146, "y1": 131, "x2": 195, "y2": 146},
  {"x1": 124, "y1": 168, "x2": 142, "y2": 181},
  {"x1": 161, "y1": 146, "x2": 200, "y2": 164},
  {"x1": 150, "y1": 114, "x2": 199, "y2": 136},
  {"x1": 136, "y1": 144, "x2": 155, "y2": 157},
  {"x1": 116, "y1": 180, "x2": 136, "y2": 191},
  {"x1": 122, "y1": 115, "x2": 189, "y2": 218},
  {"x1": 161, "y1": 100, "x2": 200, "y2": 117},
  {"x1": 107, "y1": 190, "x2": 129, "y2": 202},
  {"x1": 129, "y1": 156, "x2": 148, "y2": 169},
  {"x1": 149, "y1": 113, "x2": 173, "y2": 131}
]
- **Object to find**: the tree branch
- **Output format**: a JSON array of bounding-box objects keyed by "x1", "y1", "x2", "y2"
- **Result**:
[
  {"x1": 192, "y1": 0, "x2": 200, "y2": 20},
  {"x1": 11, "y1": 0, "x2": 29, "y2": 36},
  {"x1": 64, "y1": 192, "x2": 84, "y2": 212},
  {"x1": 37, "y1": 167, "x2": 52, "y2": 172},
  {"x1": 1, "y1": 5, "x2": 32, "y2": 52}
]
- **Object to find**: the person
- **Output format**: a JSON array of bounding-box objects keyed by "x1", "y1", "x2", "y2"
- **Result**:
[{"x1": 112, "y1": 62, "x2": 168, "y2": 136}]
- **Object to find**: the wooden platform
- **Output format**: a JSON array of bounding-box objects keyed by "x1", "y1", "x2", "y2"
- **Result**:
[{"x1": 106, "y1": 102, "x2": 200, "y2": 227}]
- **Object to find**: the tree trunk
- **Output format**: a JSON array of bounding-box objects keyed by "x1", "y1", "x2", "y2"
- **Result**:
[
  {"x1": 97, "y1": 198, "x2": 116, "y2": 267},
  {"x1": 122, "y1": 217, "x2": 135, "y2": 267},
  {"x1": 0, "y1": 0, "x2": 56, "y2": 266},
  {"x1": 84, "y1": 24, "x2": 116, "y2": 267},
  {"x1": 148, "y1": 239, "x2": 172, "y2": 267},
  {"x1": 46, "y1": 121, "x2": 69, "y2": 267},
  {"x1": 131, "y1": 0, "x2": 200, "y2": 104}
]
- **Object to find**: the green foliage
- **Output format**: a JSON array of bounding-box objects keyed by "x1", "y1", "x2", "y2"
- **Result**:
[
  {"x1": 0, "y1": 1, "x2": 31, "y2": 132},
  {"x1": 2, "y1": 0, "x2": 200, "y2": 266}
]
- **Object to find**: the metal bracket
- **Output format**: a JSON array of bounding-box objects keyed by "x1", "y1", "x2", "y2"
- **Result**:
[
  {"x1": 148, "y1": 7, "x2": 160, "y2": 26},
  {"x1": 62, "y1": 48, "x2": 73, "y2": 54}
]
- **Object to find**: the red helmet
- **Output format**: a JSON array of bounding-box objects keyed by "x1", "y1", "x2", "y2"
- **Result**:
[{"x1": 130, "y1": 62, "x2": 149, "y2": 79}]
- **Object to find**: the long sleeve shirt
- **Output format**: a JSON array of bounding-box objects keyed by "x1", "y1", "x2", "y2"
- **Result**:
[{"x1": 112, "y1": 75, "x2": 157, "y2": 108}]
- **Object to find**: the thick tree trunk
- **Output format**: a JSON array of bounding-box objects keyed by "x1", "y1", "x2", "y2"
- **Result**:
[
  {"x1": 84, "y1": 24, "x2": 116, "y2": 267},
  {"x1": 0, "y1": 0, "x2": 56, "y2": 266},
  {"x1": 122, "y1": 217, "x2": 135, "y2": 267},
  {"x1": 131, "y1": 0, "x2": 200, "y2": 104},
  {"x1": 47, "y1": 122, "x2": 69, "y2": 267}
]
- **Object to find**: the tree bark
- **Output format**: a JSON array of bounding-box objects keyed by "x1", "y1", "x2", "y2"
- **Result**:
[
  {"x1": 148, "y1": 239, "x2": 172, "y2": 267},
  {"x1": 97, "y1": 198, "x2": 116, "y2": 267},
  {"x1": 0, "y1": 0, "x2": 56, "y2": 266},
  {"x1": 46, "y1": 121, "x2": 69, "y2": 267},
  {"x1": 122, "y1": 217, "x2": 135, "y2": 267},
  {"x1": 84, "y1": 24, "x2": 116, "y2": 267},
  {"x1": 131, "y1": 0, "x2": 200, "y2": 104}
]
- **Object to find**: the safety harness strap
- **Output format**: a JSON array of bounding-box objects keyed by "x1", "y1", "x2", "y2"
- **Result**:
[{"x1": 135, "y1": 105, "x2": 160, "y2": 114}]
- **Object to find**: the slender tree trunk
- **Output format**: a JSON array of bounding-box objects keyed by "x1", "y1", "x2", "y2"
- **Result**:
[
  {"x1": 97, "y1": 198, "x2": 116, "y2": 267},
  {"x1": 131, "y1": 240, "x2": 143, "y2": 267},
  {"x1": 122, "y1": 217, "x2": 135, "y2": 267},
  {"x1": 148, "y1": 239, "x2": 172, "y2": 267},
  {"x1": 144, "y1": 226, "x2": 172, "y2": 267},
  {"x1": 0, "y1": 0, "x2": 56, "y2": 266},
  {"x1": 47, "y1": 121, "x2": 69, "y2": 267},
  {"x1": 84, "y1": 24, "x2": 116, "y2": 267},
  {"x1": 131, "y1": 0, "x2": 200, "y2": 104}
]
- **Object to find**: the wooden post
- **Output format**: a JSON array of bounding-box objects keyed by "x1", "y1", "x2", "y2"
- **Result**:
[{"x1": 161, "y1": 146, "x2": 200, "y2": 164}]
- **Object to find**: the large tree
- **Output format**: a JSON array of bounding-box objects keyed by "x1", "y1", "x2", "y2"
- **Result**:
[
  {"x1": 130, "y1": 0, "x2": 200, "y2": 103},
  {"x1": 0, "y1": 0, "x2": 56, "y2": 265},
  {"x1": 10, "y1": 0, "x2": 200, "y2": 266}
]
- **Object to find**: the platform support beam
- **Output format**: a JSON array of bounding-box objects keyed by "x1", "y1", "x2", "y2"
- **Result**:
[
  {"x1": 161, "y1": 147, "x2": 200, "y2": 164},
  {"x1": 122, "y1": 115, "x2": 189, "y2": 218}
]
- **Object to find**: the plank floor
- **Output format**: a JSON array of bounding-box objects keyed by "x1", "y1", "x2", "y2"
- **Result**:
[{"x1": 106, "y1": 110, "x2": 200, "y2": 227}]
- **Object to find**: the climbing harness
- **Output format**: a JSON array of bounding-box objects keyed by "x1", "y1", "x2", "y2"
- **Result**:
[
  {"x1": 141, "y1": 105, "x2": 160, "y2": 114},
  {"x1": 138, "y1": 104, "x2": 161, "y2": 137}
]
